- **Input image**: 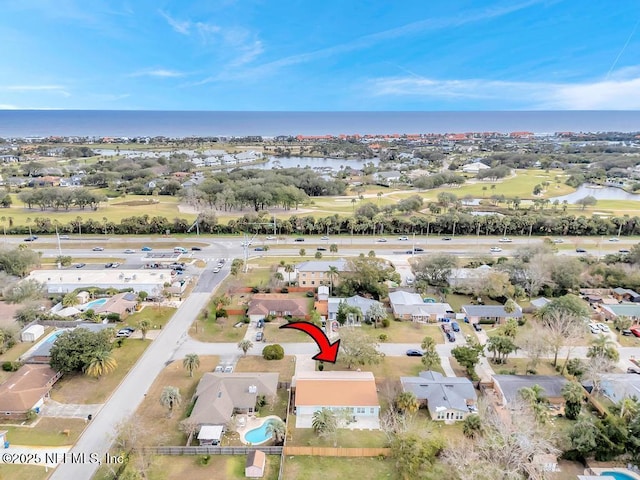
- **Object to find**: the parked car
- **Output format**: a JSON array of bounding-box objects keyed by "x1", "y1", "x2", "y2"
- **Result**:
[
  {"x1": 631, "y1": 327, "x2": 640, "y2": 338},
  {"x1": 191, "y1": 246, "x2": 202, "y2": 251},
  {"x1": 627, "y1": 367, "x2": 640, "y2": 374},
  {"x1": 294, "y1": 237, "x2": 305, "y2": 242},
  {"x1": 441, "y1": 323, "x2": 451, "y2": 333},
  {"x1": 622, "y1": 329, "x2": 633, "y2": 336},
  {"x1": 214, "y1": 365, "x2": 224, "y2": 373},
  {"x1": 473, "y1": 323, "x2": 483, "y2": 332},
  {"x1": 92, "y1": 246, "x2": 104, "y2": 251},
  {"x1": 406, "y1": 349, "x2": 423, "y2": 357},
  {"x1": 406, "y1": 277, "x2": 414, "y2": 285},
  {"x1": 588, "y1": 323, "x2": 601, "y2": 334},
  {"x1": 116, "y1": 329, "x2": 132, "y2": 338},
  {"x1": 609, "y1": 237, "x2": 620, "y2": 242},
  {"x1": 141, "y1": 246, "x2": 152, "y2": 252},
  {"x1": 124, "y1": 249, "x2": 136, "y2": 254},
  {"x1": 254, "y1": 247, "x2": 265, "y2": 251},
  {"x1": 75, "y1": 263, "x2": 86, "y2": 268},
  {"x1": 576, "y1": 248, "x2": 587, "y2": 253},
  {"x1": 317, "y1": 247, "x2": 327, "y2": 251},
  {"x1": 442, "y1": 237, "x2": 452, "y2": 241},
  {"x1": 490, "y1": 246, "x2": 502, "y2": 253},
  {"x1": 265, "y1": 236, "x2": 276, "y2": 240},
  {"x1": 451, "y1": 321, "x2": 460, "y2": 332},
  {"x1": 398, "y1": 236, "x2": 409, "y2": 241},
  {"x1": 619, "y1": 249, "x2": 630, "y2": 254},
  {"x1": 376, "y1": 238, "x2": 388, "y2": 242},
  {"x1": 499, "y1": 237, "x2": 512, "y2": 243},
  {"x1": 320, "y1": 236, "x2": 329, "y2": 240},
  {"x1": 256, "y1": 331, "x2": 264, "y2": 342},
  {"x1": 257, "y1": 319, "x2": 264, "y2": 328},
  {"x1": 223, "y1": 365, "x2": 233, "y2": 373},
  {"x1": 596, "y1": 323, "x2": 610, "y2": 333},
  {"x1": 446, "y1": 332, "x2": 456, "y2": 342}
]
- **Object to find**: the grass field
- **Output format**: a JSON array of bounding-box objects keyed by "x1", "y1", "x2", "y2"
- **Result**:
[
  {"x1": 322, "y1": 355, "x2": 442, "y2": 380},
  {"x1": 289, "y1": 426, "x2": 387, "y2": 447},
  {"x1": 363, "y1": 321, "x2": 445, "y2": 344},
  {"x1": 189, "y1": 316, "x2": 248, "y2": 343},
  {"x1": 146, "y1": 454, "x2": 280, "y2": 480},
  {"x1": 0, "y1": 464, "x2": 49, "y2": 480},
  {"x1": 124, "y1": 306, "x2": 176, "y2": 329},
  {"x1": 50, "y1": 339, "x2": 149, "y2": 404},
  {"x1": 282, "y1": 456, "x2": 394, "y2": 480},
  {"x1": 235, "y1": 355, "x2": 296, "y2": 382},
  {"x1": 1, "y1": 417, "x2": 86, "y2": 446}
]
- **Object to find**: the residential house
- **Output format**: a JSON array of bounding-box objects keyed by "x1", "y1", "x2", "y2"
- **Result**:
[
  {"x1": 462, "y1": 304, "x2": 522, "y2": 324},
  {"x1": 389, "y1": 291, "x2": 454, "y2": 322},
  {"x1": 447, "y1": 265, "x2": 493, "y2": 288},
  {"x1": 583, "y1": 374, "x2": 640, "y2": 404},
  {"x1": 28, "y1": 176, "x2": 60, "y2": 187},
  {"x1": 247, "y1": 294, "x2": 310, "y2": 322},
  {"x1": 0, "y1": 365, "x2": 62, "y2": 419},
  {"x1": 197, "y1": 425, "x2": 223, "y2": 446},
  {"x1": 245, "y1": 450, "x2": 266, "y2": 478},
  {"x1": 295, "y1": 258, "x2": 349, "y2": 288},
  {"x1": 375, "y1": 171, "x2": 402, "y2": 186},
  {"x1": 92, "y1": 292, "x2": 138, "y2": 319},
  {"x1": 462, "y1": 160, "x2": 490, "y2": 174},
  {"x1": 293, "y1": 371, "x2": 380, "y2": 429},
  {"x1": 600, "y1": 304, "x2": 640, "y2": 322},
  {"x1": 188, "y1": 372, "x2": 279, "y2": 437},
  {"x1": 529, "y1": 297, "x2": 551, "y2": 311},
  {"x1": 612, "y1": 287, "x2": 640, "y2": 303},
  {"x1": 492, "y1": 375, "x2": 568, "y2": 408},
  {"x1": 327, "y1": 295, "x2": 384, "y2": 326},
  {"x1": 400, "y1": 371, "x2": 477, "y2": 423}
]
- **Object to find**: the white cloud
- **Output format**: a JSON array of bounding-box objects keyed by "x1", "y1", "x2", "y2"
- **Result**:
[
  {"x1": 0, "y1": 85, "x2": 71, "y2": 97},
  {"x1": 0, "y1": 104, "x2": 19, "y2": 110},
  {"x1": 367, "y1": 70, "x2": 640, "y2": 109},
  {"x1": 129, "y1": 69, "x2": 186, "y2": 78},
  {"x1": 159, "y1": 10, "x2": 191, "y2": 35}
]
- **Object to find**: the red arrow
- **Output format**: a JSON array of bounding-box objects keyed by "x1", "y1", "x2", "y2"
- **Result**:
[{"x1": 280, "y1": 322, "x2": 341, "y2": 363}]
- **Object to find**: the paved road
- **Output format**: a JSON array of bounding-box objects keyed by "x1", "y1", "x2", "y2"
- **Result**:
[{"x1": 49, "y1": 260, "x2": 229, "y2": 480}]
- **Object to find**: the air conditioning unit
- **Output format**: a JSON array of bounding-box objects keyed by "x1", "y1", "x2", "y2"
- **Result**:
[{"x1": 248, "y1": 385, "x2": 257, "y2": 394}]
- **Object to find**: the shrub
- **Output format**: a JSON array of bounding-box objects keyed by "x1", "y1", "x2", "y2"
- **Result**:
[
  {"x1": 378, "y1": 333, "x2": 388, "y2": 342},
  {"x1": 2, "y1": 361, "x2": 20, "y2": 372},
  {"x1": 199, "y1": 455, "x2": 211, "y2": 466},
  {"x1": 251, "y1": 287, "x2": 260, "y2": 294},
  {"x1": 264, "y1": 314, "x2": 275, "y2": 323},
  {"x1": 280, "y1": 287, "x2": 289, "y2": 294},
  {"x1": 381, "y1": 317, "x2": 390, "y2": 328},
  {"x1": 517, "y1": 317, "x2": 527, "y2": 326},
  {"x1": 262, "y1": 344, "x2": 284, "y2": 360},
  {"x1": 25, "y1": 409, "x2": 38, "y2": 422},
  {"x1": 242, "y1": 316, "x2": 250, "y2": 324},
  {"x1": 106, "y1": 313, "x2": 121, "y2": 322}
]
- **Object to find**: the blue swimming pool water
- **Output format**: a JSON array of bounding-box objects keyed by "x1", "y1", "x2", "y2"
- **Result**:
[
  {"x1": 601, "y1": 471, "x2": 638, "y2": 480},
  {"x1": 45, "y1": 330, "x2": 65, "y2": 344},
  {"x1": 83, "y1": 298, "x2": 107, "y2": 310},
  {"x1": 244, "y1": 419, "x2": 277, "y2": 444}
]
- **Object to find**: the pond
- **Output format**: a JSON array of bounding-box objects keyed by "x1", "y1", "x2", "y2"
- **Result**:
[{"x1": 550, "y1": 184, "x2": 640, "y2": 203}]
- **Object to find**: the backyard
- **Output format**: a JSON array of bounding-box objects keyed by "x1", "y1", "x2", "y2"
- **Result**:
[
  {"x1": 234, "y1": 355, "x2": 296, "y2": 382},
  {"x1": 124, "y1": 306, "x2": 176, "y2": 330},
  {"x1": 190, "y1": 315, "x2": 248, "y2": 343},
  {"x1": 2, "y1": 417, "x2": 87, "y2": 446},
  {"x1": 282, "y1": 456, "x2": 394, "y2": 480}
]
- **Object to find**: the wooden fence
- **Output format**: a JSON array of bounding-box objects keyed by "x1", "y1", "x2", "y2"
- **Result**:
[
  {"x1": 283, "y1": 446, "x2": 391, "y2": 457},
  {"x1": 142, "y1": 446, "x2": 283, "y2": 456}
]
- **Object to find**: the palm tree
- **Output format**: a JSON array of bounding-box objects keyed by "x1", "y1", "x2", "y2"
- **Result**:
[
  {"x1": 462, "y1": 414, "x2": 482, "y2": 438},
  {"x1": 62, "y1": 292, "x2": 80, "y2": 307},
  {"x1": 587, "y1": 335, "x2": 619, "y2": 362},
  {"x1": 83, "y1": 350, "x2": 118, "y2": 379},
  {"x1": 299, "y1": 248, "x2": 306, "y2": 257},
  {"x1": 561, "y1": 381, "x2": 584, "y2": 420},
  {"x1": 329, "y1": 243, "x2": 338, "y2": 254},
  {"x1": 284, "y1": 264, "x2": 295, "y2": 284},
  {"x1": 395, "y1": 391, "x2": 419, "y2": 414},
  {"x1": 137, "y1": 319, "x2": 151, "y2": 340},
  {"x1": 312, "y1": 408, "x2": 337, "y2": 436},
  {"x1": 619, "y1": 397, "x2": 639, "y2": 422},
  {"x1": 160, "y1": 386, "x2": 182, "y2": 417},
  {"x1": 326, "y1": 266, "x2": 339, "y2": 295},
  {"x1": 265, "y1": 418, "x2": 286, "y2": 445},
  {"x1": 238, "y1": 339, "x2": 253, "y2": 356},
  {"x1": 421, "y1": 349, "x2": 441, "y2": 371},
  {"x1": 182, "y1": 353, "x2": 200, "y2": 377}
]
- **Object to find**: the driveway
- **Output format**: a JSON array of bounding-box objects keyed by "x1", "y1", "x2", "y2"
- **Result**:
[{"x1": 40, "y1": 400, "x2": 102, "y2": 419}]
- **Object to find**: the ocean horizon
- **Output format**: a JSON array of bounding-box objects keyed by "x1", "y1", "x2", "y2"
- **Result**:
[{"x1": 0, "y1": 110, "x2": 639, "y2": 138}]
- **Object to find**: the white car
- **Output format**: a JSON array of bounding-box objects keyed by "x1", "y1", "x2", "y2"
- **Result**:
[
  {"x1": 596, "y1": 323, "x2": 610, "y2": 333},
  {"x1": 398, "y1": 236, "x2": 409, "y2": 241},
  {"x1": 490, "y1": 246, "x2": 502, "y2": 253},
  {"x1": 609, "y1": 237, "x2": 620, "y2": 242},
  {"x1": 265, "y1": 236, "x2": 276, "y2": 240},
  {"x1": 588, "y1": 323, "x2": 601, "y2": 334},
  {"x1": 124, "y1": 249, "x2": 135, "y2": 254},
  {"x1": 552, "y1": 238, "x2": 564, "y2": 244},
  {"x1": 320, "y1": 236, "x2": 329, "y2": 240},
  {"x1": 498, "y1": 237, "x2": 512, "y2": 243}
]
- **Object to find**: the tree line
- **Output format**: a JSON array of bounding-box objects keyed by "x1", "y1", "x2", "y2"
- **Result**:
[{"x1": 18, "y1": 188, "x2": 106, "y2": 211}]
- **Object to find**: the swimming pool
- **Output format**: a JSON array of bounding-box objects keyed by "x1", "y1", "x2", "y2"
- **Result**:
[
  {"x1": 83, "y1": 298, "x2": 107, "y2": 310},
  {"x1": 242, "y1": 417, "x2": 281, "y2": 445},
  {"x1": 601, "y1": 471, "x2": 639, "y2": 480},
  {"x1": 44, "y1": 330, "x2": 65, "y2": 343}
]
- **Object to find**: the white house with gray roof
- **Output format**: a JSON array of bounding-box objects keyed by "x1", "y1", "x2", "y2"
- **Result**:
[
  {"x1": 401, "y1": 371, "x2": 477, "y2": 423},
  {"x1": 462, "y1": 304, "x2": 522, "y2": 324},
  {"x1": 328, "y1": 296, "x2": 384, "y2": 326},
  {"x1": 389, "y1": 291, "x2": 453, "y2": 323}
]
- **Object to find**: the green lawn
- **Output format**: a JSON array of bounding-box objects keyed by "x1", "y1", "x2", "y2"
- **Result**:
[
  {"x1": 489, "y1": 358, "x2": 559, "y2": 376},
  {"x1": 189, "y1": 316, "x2": 248, "y2": 343},
  {"x1": 283, "y1": 456, "x2": 394, "y2": 480},
  {"x1": 2, "y1": 417, "x2": 86, "y2": 446},
  {"x1": 50, "y1": 339, "x2": 150, "y2": 404},
  {"x1": 0, "y1": 464, "x2": 50, "y2": 480},
  {"x1": 124, "y1": 306, "x2": 176, "y2": 329},
  {"x1": 322, "y1": 356, "x2": 443, "y2": 380},
  {"x1": 290, "y1": 426, "x2": 387, "y2": 447},
  {"x1": 235, "y1": 355, "x2": 296, "y2": 382},
  {"x1": 264, "y1": 322, "x2": 313, "y2": 343},
  {"x1": 363, "y1": 321, "x2": 444, "y2": 344}
]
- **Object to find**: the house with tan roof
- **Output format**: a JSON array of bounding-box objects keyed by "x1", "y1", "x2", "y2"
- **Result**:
[
  {"x1": 188, "y1": 372, "x2": 279, "y2": 442},
  {"x1": 295, "y1": 258, "x2": 349, "y2": 287},
  {"x1": 0, "y1": 365, "x2": 62, "y2": 419},
  {"x1": 293, "y1": 371, "x2": 380, "y2": 429},
  {"x1": 247, "y1": 294, "x2": 310, "y2": 322}
]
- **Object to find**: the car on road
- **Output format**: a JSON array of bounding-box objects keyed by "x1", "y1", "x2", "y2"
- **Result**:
[
  {"x1": 223, "y1": 365, "x2": 233, "y2": 373},
  {"x1": 619, "y1": 249, "x2": 630, "y2": 254},
  {"x1": 552, "y1": 238, "x2": 564, "y2": 244},
  {"x1": 406, "y1": 349, "x2": 423, "y2": 357},
  {"x1": 622, "y1": 329, "x2": 633, "y2": 336},
  {"x1": 23, "y1": 236, "x2": 38, "y2": 242},
  {"x1": 406, "y1": 248, "x2": 424, "y2": 254},
  {"x1": 442, "y1": 237, "x2": 452, "y2": 241},
  {"x1": 294, "y1": 237, "x2": 305, "y2": 242},
  {"x1": 105, "y1": 262, "x2": 113, "y2": 268},
  {"x1": 490, "y1": 246, "x2": 502, "y2": 253},
  {"x1": 398, "y1": 236, "x2": 409, "y2": 241},
  {"x1": 596, "y1": 323, "x2": 610, "y2": 333},
  {"x1": 141, "y1": 246, "x2": 153, "y2": 252},
  {"x1": 473, "y1": 323, "x2": 483, "y2": 332},
  {"x1": 265, "y1": 236, "x2": 276, "y2": 240},
  {"x1": 320, "y1": 236, "x2": 329, "y2": 240},
  {"x1": 59, "y1": 235, "x2": 70, "y2": 240},
  {"x1": 213, "y1": 267, "x2": 221, "y2": 273},
  {"x1": 588, "y1": 323, "x2": 601, "y2": 334},
  {"x1": 256, "y1": 331, "x2": 264, "y2": 342},
  {"x1": 376, "y1": 238, "x2": 388, "y2": 242},
  {"x1": 111, "y1": 262, "x2": 121, "y2": 268},
  {"x1": 627, "y1": 367, "x2": 640, "y2": 374},
  {"x1": 92, "y1": 247, "x2": 104, "y2": 251},
  {"x1": 191, "y1": 246, "x2": 202, "y2": 251},
  {"x1": 214, "y1": 365, "x2": 224, "y2": 373},
  {"x1": 317, "y1": 247, "x2": 327, "y2": 251},
  {"x1": 218, "y1": 259, "x2": 225, "y2": 264},
  {"x1": 124, "y1": 249, "x2": 136, "y2": 254},
  {"x1": 499, "y1": 237, "x2": 512, "y2": 243},
  {"x1": 609, "y1": 237, "x2": 620, "y2": 242},
  {"x1": 174, "y1": 246, "x2": 188, "y2": 253},
  {"x1": 254, "y1": 247, "x2": 265, "y2": 251},
  {"x1": 75, "y1": 263, "x2": 86, "y2": 268},
  {"x1": 576, "y1": 248, "x2": 587, "y2": 253}
]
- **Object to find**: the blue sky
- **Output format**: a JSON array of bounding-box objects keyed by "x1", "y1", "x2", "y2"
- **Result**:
[{"x1": 2, "y1": 0, "x2": 640, "y2": 110}]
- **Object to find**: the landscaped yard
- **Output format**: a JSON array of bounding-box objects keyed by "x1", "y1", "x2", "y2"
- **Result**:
[
  {"x1": 264, "y1": 322, "x2": 313, "y2": 343},
  {"x1": 235, "y1": 355, "x2": 296, "y2": 382},
  {"x1": 489, "y1": 358, "x2": 559, "y2": 376},
  {"x1": 361, "y1": 321, "x2": 444, "y2": 344},
  {"x1": 2, "y1": 417, "x2": 86, "y2": 446},
  {"x1": 51, "y1": 339, "x2": 150, "y2": 404},
  {"x1": 190, "y1": 316, "x2": 248, "y2": 343},
  {"x1": 282, "y1": 456, "x2": 394, "y2": 480},
  {"x1": 124, "y1": 306, "x2": 176, "y2": 329},
  {"x1": 0, "y1": 328, "x2": 53, "y2": 384},
  {"x1": 0, "y1": 464, "x2": 49, "y2": 480},
  {"x1": 133, "y1": 355, "x2": 219, "y2": 447},
  {"x1": 289, "y1": 426, "x2": 387, "y2": 448},
  {"x1": 322, "y1": 356, "x2": 442, "y2": 380}
]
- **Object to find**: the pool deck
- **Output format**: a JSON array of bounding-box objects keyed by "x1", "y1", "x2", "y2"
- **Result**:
[
  {"x1": 588, "y1": 467, "x2": 640, "y2": 479},
  {"x1": 237, "y1": 414, "x2": 281, "y2": 445}
]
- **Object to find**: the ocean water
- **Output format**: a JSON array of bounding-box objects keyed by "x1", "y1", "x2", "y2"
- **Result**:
[{"x1": 0, "y1": 110, "x2": 639, "y2": 138}]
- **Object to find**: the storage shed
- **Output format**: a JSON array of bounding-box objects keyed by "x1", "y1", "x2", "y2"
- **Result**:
[
  {"x1": 21, "y1": 325, "x2": 45, "y2": 342},
  {"x1": 245, "y1": 450, "x2": 266, "y2": 478}
]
